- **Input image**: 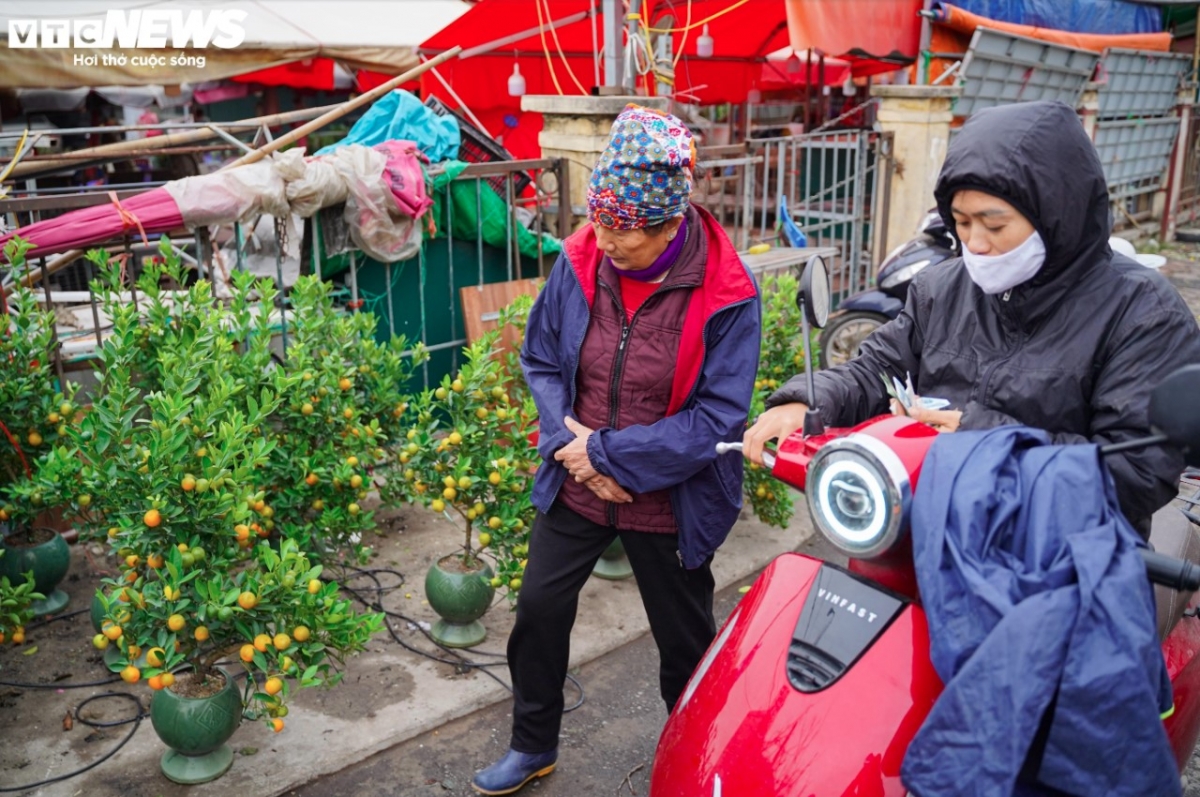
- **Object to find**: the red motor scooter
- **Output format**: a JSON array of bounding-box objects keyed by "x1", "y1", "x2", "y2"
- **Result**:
[{"x1": 649, "y1": 257, "x2": 1200, "y2": 796}]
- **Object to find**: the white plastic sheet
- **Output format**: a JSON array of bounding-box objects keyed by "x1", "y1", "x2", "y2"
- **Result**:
[{"x1": 167, "y1": 144, "x2": 427, "y2": 263}]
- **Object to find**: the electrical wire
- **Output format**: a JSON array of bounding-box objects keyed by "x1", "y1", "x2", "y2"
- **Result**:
[
  {"x1": 534, "y1": 0, "x2": 565, "y2": 95},
  {"x1": 647, "y1": 0, "x2": 751, "y2": 33},
  {"x1": 0, "y1": 692, "x2": 146, "y2": 793},
  {"x1": 672, "y1": 0, "x2": 693, "y2": 70},
  {"x1": 541, "y1": 0, "x2": 589, "y2": 95},
  {"x1": 333, "y1": 565, "x2": 585, "y2": 712},
  {"x1": 1, "y1": 606, "x2": 123, "y2": 689},
  {"x1": 0, "y1": 562, "x2": 587, "y2": 793}
]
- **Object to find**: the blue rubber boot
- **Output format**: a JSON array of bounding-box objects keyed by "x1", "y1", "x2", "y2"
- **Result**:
[{"x1": 471, "y1": 748, "x2": 558, "y2": 795}]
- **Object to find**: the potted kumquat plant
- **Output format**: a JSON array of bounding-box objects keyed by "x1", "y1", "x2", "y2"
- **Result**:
[
  {"x1": 25, "y1": 243, "x2": 384, "y2": 783},
  {"x1": 385, "y1": 324, "x2": 538, "y2": 647},
  {"x1": 0, "y1": 237, "x2": 80, "y2": 617}
]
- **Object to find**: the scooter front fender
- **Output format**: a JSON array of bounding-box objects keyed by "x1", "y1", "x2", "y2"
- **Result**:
[{"x1": 650, "y1": 554, "x2": 942, "y2": 797}]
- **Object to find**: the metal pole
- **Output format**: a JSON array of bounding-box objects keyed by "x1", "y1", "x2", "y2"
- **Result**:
[
  {"x1": 819, "y1": 54, "x2": 828, "y2": 125},
  {"x1": 557, "y1": 158, "x2": 573, "y2": 245},
  {"x1": 349, "y1": 250, "x2": 359, "y2": 309},
  {"x1": 536, "y1": 170, "x2": 545, "y2": 271},
  {"x1": 234, "y1": 221, "x2": 245, "y2": 271},
  {"x1": 776, "y1": 141, "x2": 785, "y2": 244},
  {"x1": 384, "y1": 262, "x2": 395, "y2": 339},
  {"x1": 654, "y1": 21, "x2": 673, "y2": 98},
  {"x1": 274, "y1": 218, "x2": 288, "y2": 355},
  {"x1": 476, "y1": 178, "x2": 485, "y2": 290},
  {"x1": 919, "y1": 0, "x2": 936, "y2": 85},
  {"x1": 84, "y1": 258, "x2": 103, "y2": 349},
  {"x1": 603, "y1": 0, "x2": 624, "y2": 88},
  {"x1": 418, "y1": 245, "x2": 430, "y2": 388},
  {"x1": 590, "y1": 0, "x2": 602, "y2": 88},
  {"x1": 741, "y1": 154, "x2": 754, "y2": 250},
  {"x1": 312, "y1": 217, "x2": 322, "y2": 281},
  {"x1": 624, "y1": 0, "x2": 644, "y2": 93},
  {"x1": 759, "y1": 141, "x2": 771, "y2": 238},
  {"x1": 505, "y1": 173, "x2": 515, "y2": 282},
  {"x1": 124, "y1": 234, "x2": 139, "y2": 312},
  {"x1": 805, "y1": 50, "x2": 814, "y2": 130},
  {"x1": 38, "y1": 258, "x2": 67, "y2": 389}
]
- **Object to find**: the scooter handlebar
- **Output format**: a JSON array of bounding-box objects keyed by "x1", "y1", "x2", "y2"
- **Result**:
[
  {"x1": 1141, "y1": 549, "x2": 1200, "y2": 592},
  {"x1": 716, "y1": 442, "x2": 776, "y2": 470}
]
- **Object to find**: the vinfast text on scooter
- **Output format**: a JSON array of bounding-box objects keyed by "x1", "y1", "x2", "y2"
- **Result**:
[{"x1": 649, "y1": 256, "x2": 1200, "y2": 797}]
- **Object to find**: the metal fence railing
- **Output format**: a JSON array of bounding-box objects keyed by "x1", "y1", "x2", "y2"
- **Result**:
[
  {"x1": 1, "y1": 156, "x2": 572, "y2": 392},
  {"x1": 747, "y1": 130, "x2": 893, "y2": 306}
]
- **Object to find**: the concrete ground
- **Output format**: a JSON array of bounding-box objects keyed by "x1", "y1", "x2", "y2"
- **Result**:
[
  {"x1": 0, "y1": 493, "x2": 807, "y2": 797},
  {"x1": 285, "y1": 532, "x2": 848, "y2": 797}
]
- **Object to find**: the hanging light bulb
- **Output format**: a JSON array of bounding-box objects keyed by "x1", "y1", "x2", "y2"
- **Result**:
[
  {"x1": 508, "y1": 63, "x2": 526, "y2": 97},
  {"x1": 842, "y1": 75, "x2": 856, "y2": 97},
  {"x1": 786, "y1": 52, "x2": 802, "y2": 75},
  {"x1": 696, "y1": 23, "x2": 714, "y2": 58},
  {"x1": 747, "y1": 84, "x2": 761, "y2": 104}
]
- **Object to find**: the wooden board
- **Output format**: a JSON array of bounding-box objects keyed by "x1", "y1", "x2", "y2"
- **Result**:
[{"x1": 459, "y1": 278, "x2": 544, "y2": 350}]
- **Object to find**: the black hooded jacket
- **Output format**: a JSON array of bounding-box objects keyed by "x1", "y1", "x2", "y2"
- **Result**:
[{"x1": 768, "y1": 101, "x2": 1200, "y2": 534}]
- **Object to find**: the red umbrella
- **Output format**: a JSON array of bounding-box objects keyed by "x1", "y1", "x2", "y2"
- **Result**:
[{"x1": 759, "y1": 48, "x2": 852, "y2": 91}]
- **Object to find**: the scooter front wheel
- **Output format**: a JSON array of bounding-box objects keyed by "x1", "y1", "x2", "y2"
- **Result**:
[{"x1": 818, "y1": 311, "x2": 889, "y2": 368}]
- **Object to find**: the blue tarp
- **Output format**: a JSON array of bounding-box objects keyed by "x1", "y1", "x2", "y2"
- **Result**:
[
  {"x1": 316, "y1": 91, "x2": 460, "y2": 163},
  {"x1": 947, "y1": 0, "x2": 1161, "y2": 34}
]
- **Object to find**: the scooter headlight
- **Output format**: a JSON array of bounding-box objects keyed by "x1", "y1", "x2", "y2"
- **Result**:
[
  {"x1": 879, "y1": 258, "x2": 930, "y2": 289},
  {"x1": 806, "y1": 434, "x2": 911, "y2": 558}
]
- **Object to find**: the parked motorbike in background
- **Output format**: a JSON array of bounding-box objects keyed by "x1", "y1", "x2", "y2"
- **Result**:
[
  {"x1": 649, "y1": 256, "x2": 1200, "y2": 796},
  {"x1": 818, "y1": 210, "x2": 956, "y2": 368}
]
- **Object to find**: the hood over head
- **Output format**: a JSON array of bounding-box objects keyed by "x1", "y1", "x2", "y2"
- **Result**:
[{"x1": 934, "y1": 101, "x2": 1111, "y2": 292}]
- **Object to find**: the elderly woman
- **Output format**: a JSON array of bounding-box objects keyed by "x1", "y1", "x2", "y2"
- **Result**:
[{"x1": 471, "y1": 106, "x2": 761, "y2": 795}]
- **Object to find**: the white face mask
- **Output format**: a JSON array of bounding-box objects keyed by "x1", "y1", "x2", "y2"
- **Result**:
[{"x1": 961, "y1": 231, "x2": 1046, "y2": 295}]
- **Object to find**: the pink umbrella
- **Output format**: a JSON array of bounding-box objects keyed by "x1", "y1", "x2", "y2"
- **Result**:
[{"x1": 0, "y1": 188, "x2": 184, "y2": 259}]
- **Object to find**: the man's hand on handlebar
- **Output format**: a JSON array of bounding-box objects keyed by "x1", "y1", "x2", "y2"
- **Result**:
[{"x1": 743, "y1": 403, "x2": 808, "y2": 466}]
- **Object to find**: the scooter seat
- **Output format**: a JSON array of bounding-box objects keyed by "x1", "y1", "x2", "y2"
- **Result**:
[{"x1": 1149, "y1": 502, "x2": 1200, "y2": 640}]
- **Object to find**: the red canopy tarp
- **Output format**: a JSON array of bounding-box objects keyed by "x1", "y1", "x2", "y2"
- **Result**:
[{"x1": 419, "y1": 0, "x2": 915, "y2": 109}]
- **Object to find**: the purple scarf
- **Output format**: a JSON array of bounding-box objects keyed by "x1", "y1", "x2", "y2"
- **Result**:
[{"x1": 619, "y1": 217, "x2": 688, "y2": 283}]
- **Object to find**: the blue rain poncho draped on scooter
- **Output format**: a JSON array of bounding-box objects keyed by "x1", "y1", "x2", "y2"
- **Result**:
[{"x1": 902, "y1": 426, "x2": 1177, "y2": 797}]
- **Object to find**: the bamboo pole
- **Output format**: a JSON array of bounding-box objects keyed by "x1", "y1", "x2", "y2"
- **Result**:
[
  {"x1": 9, "y1": 45, "x2": 463, "y2": 286},
  {"x1": 5, "y1": 106, "x2": 340, "y2": 181},
  {"x1": 225, "y1": 46, "x2": 462, "y2": 169}
]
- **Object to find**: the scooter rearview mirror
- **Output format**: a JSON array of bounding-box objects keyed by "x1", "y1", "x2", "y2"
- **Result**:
[
  {"x1": 1149, "y1": 365, "x2": 1200, "y2": 467},
  {"x1": 797, "y1": 255, "x2": 831, "y2": 330},
  {"x1": 796, "y1": 256, "x2": 829, "y2": 437}
]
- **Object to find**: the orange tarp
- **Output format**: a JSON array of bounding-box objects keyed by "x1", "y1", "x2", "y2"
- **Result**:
[{"x1": 785, "y1": 0, "x2": 923, "y2": 62}]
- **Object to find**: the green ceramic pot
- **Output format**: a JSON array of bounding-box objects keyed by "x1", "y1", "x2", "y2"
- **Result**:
[
  {"x1": 90, "y1": 591, "x2": 106, "y2": 634},
  {"x1": 424, "y1": 554, "x2": 496, "y2": 648},
  {"x1": 150, "y1": 668, "x2": 243, "y2": 784},
  {"x1": 592, "y1": 537, "x2": 634, "y2": 581},
  {"x1": 0, "y1": 527, "x2": 70, "y2": 616}
]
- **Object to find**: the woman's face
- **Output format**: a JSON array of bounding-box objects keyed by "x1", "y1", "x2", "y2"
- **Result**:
[
  {"x1": 593, "y1": 217, "x2": 684, "y2": 272},
  {"x1": 950, "y1": 190, "x2": 1036, "y2": 256}
]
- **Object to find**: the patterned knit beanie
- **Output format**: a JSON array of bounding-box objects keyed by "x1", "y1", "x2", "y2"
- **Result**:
[{"x1": 587, "y1": 105, "x2": 696, "y2": 230}]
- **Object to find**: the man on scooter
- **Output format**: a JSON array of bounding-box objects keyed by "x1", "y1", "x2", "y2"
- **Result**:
[{"x1": 744, "y1": 100, "x2": 1200, "y2": 536}]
